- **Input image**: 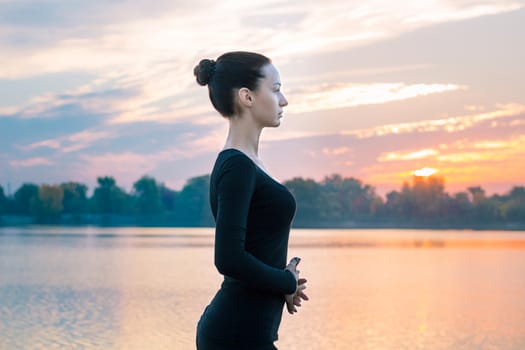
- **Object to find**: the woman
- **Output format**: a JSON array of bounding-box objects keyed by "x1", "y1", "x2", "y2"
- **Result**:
[{"x1": 194, "y1": 51, "x2": 309, "y2": 350}]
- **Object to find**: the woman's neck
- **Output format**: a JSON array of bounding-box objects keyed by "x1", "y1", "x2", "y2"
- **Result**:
[{"x1": 223, "y1": 114, "x2": 263, "y2": 158}]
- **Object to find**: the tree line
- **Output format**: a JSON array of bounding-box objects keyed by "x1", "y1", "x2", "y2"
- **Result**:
[{"x1": 0, "y1": 174, "x2": 524, "y2": 228}]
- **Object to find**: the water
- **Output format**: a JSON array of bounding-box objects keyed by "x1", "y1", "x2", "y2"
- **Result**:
[{"x1": 1, "y1": 227, "x2": 524, "y2": 350}]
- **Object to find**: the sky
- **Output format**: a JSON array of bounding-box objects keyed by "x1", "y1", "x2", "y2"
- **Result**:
[{"x1": 1, "y1": 0, "x2": 524, "y2": 197}]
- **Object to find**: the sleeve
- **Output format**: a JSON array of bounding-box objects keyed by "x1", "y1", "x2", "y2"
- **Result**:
[{"x1": 213, "y1": 154, "x2": 297, "y2": 295}]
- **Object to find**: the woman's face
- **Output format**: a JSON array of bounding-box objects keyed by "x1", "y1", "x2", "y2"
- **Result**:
[{"x1": 250, "y1": 63, "x2": 288, "y2": 128}]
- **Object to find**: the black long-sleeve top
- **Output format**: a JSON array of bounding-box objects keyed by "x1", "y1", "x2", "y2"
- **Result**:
[{"x1": 197, "y1": 148, "x2": 297, "y2": 344}]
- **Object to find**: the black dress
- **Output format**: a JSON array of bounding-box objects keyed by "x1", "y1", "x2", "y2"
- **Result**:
[{"x1": 196, "y1": 148, "x2": 297, "y2": 349}]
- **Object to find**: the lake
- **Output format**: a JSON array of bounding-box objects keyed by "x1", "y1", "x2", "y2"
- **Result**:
[{"x1": 1, "y1": 227, "x2": 524, "y2": 349}]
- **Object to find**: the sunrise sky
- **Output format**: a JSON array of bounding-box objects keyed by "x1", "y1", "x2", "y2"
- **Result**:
[{"x1": 1, "y1": 0, "x2": 524, "y2": 197}]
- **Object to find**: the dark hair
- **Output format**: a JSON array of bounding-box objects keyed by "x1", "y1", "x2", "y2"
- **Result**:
[{"x1": 193, "y1": 51, "x2": 271, "y2": 117}]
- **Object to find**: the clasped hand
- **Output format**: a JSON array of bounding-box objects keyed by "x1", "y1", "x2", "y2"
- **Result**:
[{"x1": 284, "y1": 257, "x2": 309, "y2": 314}]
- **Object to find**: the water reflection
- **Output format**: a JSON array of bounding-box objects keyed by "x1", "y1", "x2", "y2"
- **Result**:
[
  {"x1": 2, "y1": 227, "x2": 524, "y2": 249},
  {"x1": 0, "y1": 285, "x2": 119, "y2": 349},
  {"x1": 1, "y1": 227, "x2": 525, "y2": 349}
]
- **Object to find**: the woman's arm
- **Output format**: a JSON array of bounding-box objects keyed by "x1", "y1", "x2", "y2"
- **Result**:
[{"x1": 213, "y1": 154, "x2": 297, "y2": 295}]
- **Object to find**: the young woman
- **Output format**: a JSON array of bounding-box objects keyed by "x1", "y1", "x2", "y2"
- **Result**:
[{"x1": 194, "y1": 51, "x2": 309, "y2": 350}]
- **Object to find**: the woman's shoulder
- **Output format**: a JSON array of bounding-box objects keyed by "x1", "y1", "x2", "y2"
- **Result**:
[
  {"x1": 213, "y1": 149, "x2": 257, "y2": 175},
  {"x1": 211, "y1": 150, "x2": 258, "y2": 190},
  {"x1": 216, "y1": 149, "x2": 256, "y2": 168}
]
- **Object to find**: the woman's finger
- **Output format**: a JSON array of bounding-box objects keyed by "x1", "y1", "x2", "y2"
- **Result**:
[
  {"x1": 297, "y1": 291, "x2": 309, "y2": 300},
  {"x1": 286, "y1": 301, "x2": 293, "y2": 313},
  {"x1": 288, "y1": 257, "x2": 301, "y2": 268}
]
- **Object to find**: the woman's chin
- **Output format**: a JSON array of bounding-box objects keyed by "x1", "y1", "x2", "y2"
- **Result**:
[{"x1": 264, "y1": 118, "x2": 281, "y2": 128}]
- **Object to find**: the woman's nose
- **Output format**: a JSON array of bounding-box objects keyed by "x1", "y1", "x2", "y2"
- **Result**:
[{"x1": 280, "y1": 94, "x2": 288, "y2": 107}]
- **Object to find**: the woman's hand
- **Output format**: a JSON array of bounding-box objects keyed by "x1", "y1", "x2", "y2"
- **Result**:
[
  {"x1": 285, "y1": 256, "x2": 300, "y2": 283},
  {"x1": 285, "y1": 257, "x2": 309, "y2": 314}
]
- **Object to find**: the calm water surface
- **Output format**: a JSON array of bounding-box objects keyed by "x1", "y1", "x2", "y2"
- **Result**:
[{"x1": 1, "y1": 227, "x2": 524, "y2": 350}]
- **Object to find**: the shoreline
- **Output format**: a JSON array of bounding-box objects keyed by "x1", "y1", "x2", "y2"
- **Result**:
[{"x1": 1, "y1": 215, "x2": 524, "y2": 231}]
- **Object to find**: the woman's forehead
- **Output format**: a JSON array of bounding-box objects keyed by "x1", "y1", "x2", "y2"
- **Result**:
[{"x1": 261, "y1": 64, "x2": 281, "y2": 84}]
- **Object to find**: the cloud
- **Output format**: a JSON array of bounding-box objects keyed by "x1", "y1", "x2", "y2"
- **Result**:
[
  {"x1": 322, "y1": 146, "x2": 352, "y2": 156},
  {"x1": 2, "y1": 69, "x2": 211, "y2": 126},
  {"x1": 287, "y1": 82, "x2": 463, "y2": 113},
  {"x1": 376, "y1": 135, "x2": 525, "y2": 164},
  {"x1": 21, "y1": 139, "x2": 61, "y2": 150},
  {"x1": 2, "y1": 1, "x2": 520, "y2": 82},
  {"x1": 262, "y1": 129, "x2": 332, "y2": 142},
  {"x1": 2, "y1": 0, "x2": 522, "y2": 131},
  {"x1": 436, "y1": 136, "x2": 525, "y2": 163},
  {"x1": 360, "y1": 133, "x2": 525, "y2": 193},
  {"x1": 2, "y1": 85, "x2": 135, "y2": 120},
  {"x1": 0, "y1": 106, "x2": 18, "y2": 115},
  {"x1": 10, "y1": 157, "x2": 54, "y2": 168},
  {"x1": 285, "y1": 64, "x2": 433, "y2": 86},
  {"x1": 342, "y1": 104, "x2": 525, "y2": 138},
  {"x1": 2, "y1": 1, "x2": 524, "y2": 196},
  {"x1": 402, "y1": 2, "x2": 523, "y2": 24},
  {"x1": 108, "y1": 104, "x2": 214, "y2": 125},
  {"x1": 378, "y1": 149, "x2": 439, "y2": 161},
  {"x1": 20, "y1": 130, "x2": 115, "y2": 153},
  {"x1": 267, "y1": 0, "x2": 523, "y2": 59}
]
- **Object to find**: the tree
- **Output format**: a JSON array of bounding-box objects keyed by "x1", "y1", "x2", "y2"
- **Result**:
[
  {"x1": 14, "y1": 183, "x2": 39, "y2": 215},
  {"x1": 61, "y1": 182, "x2": 89, "y2": 214},
  {"x1": 174, "y1": 175, "x2": 213, "y2": 226},
  {"x1": 503, "y1": 186, "x2": 525, "y2": 222},
  {"x1": 284, "y1": 177, "x2": 324, "y2": 225},
  {"x1": 468, "y1": 186, "x2": 500, "y2": 223},
  {"x1": 31, "y1": 184, "x2": 64, "y2": 222},
  {"x1": 411, "y1": 175, "x2": 448, "y2": 221},
  {"x1": 383, "y1": 175, "x2": 449, "y2": 224},
  {"x1": 0, "y1": 185, "x2": 6, "y2": 214},
  {"x1": 468, "y1": 186, "x2": 486, "y2": 205},
  {"x1": 159, "y1": 184, "x2": 177, "y2": 212},
  {"x1": 132, "y1": 175, "x2": 162, "y2": 215},
  {"x1": 447, "y1": 191, "x2": 472, "y2": 224},
  {"x1": 92, "y1": 176, "x2": 128, "y2": 214},
  {"x1": 319, "y1": 174, "x2": 380, "y2": 222},
  {"x1": 319, "y1": 174, "x2": 347, "y2": 222}
]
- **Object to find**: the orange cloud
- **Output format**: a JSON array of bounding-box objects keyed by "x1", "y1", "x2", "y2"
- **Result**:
[
  {"x1": 342, "y1": 104, "x2": 525, "y2": 138},
  {"x1": 378, "y1": 148, "x2": 439, "y2": 161},
  {"x1": 362, "y1": 134, "x2": 525, "y2": 192}
]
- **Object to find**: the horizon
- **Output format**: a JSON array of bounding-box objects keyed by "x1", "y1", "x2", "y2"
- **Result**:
[
  {"x1": 1, "y1": 1, "x2": 524, "y2": 197},
  {"x1": 1, "y1": 172, "x2": 522, "y2": 200}
]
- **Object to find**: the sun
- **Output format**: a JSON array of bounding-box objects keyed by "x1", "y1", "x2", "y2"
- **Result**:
[{"x1": 413, "y1": 167, "x2": 438, "y2": 177}]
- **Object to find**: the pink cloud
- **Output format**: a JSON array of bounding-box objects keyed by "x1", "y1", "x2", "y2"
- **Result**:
[{"x1": 10, "y1": 157, "x2": 54, "y2": 168}]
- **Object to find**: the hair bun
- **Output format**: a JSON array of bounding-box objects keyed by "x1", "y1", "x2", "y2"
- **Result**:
[{"x1": 194, "y1": 59, "x2": 216, "y2": 86}]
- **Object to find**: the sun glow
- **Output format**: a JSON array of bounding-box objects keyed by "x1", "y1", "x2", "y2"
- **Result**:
[{"x1": 413, "y1": 167, "x2": 438, "y2": 177}]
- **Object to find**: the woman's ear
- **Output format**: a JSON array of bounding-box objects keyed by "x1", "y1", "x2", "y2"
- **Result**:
[{"x1": 237, "y1": 87, "x2": 254, "y2": 108}]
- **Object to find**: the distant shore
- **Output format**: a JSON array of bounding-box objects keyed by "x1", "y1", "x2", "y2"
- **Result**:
[
  {"x1": 1, "y1": 215, "x2": 524, "y2": 231},
  {"x1": 3, "y1": 175, "x2": 524, "y2": 232}
]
